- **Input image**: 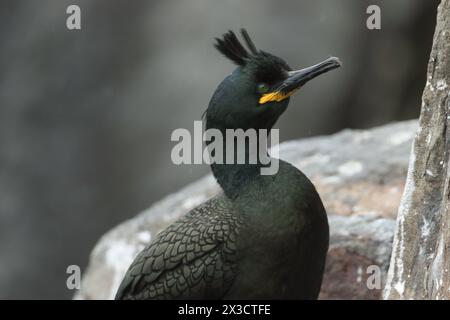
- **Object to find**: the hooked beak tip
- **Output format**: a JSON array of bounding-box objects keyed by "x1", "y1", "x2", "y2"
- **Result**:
[{"x1": 327, "y1": 56, "x2": 342, "y2": 67}]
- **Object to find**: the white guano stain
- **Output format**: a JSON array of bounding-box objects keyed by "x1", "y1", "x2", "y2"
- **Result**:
[
  {"x1": 426, "y1": 169, "x2": 436, "y2": 177},
  {"x1": 429, "y1": 234, "x2": 445, "y2": 299},
  {"x1": 426, "y1": 131, "x2": 432, "y2": 145},
  {"x1": 436, "y1": 80, "x2": 448, "y2": 91},
  {"x1": 385, "y1": 148, "x2": 417, "y2": 298},
  {"x1": 393, "y1": 281, "x2": 405, "y2": 297},
  {"x1": 421, "y1": 216, "x2": 431, "y2": 238}
]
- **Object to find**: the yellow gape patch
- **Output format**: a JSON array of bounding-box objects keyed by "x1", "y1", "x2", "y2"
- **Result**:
[{"x1": 259, "y1": 89, "x2": 299, "y2": 104}]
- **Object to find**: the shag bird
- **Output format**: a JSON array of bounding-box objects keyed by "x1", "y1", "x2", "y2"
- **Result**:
[{"x1": 115, "y1": 29, "x2": 340, "y2": 300}]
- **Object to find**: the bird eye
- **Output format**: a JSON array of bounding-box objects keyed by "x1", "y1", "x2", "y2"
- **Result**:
[{"x1": 257, "y1": 83, "x2": 270, "y2": 94}]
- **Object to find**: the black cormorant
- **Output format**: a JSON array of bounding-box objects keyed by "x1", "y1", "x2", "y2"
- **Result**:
[{"x1": 115, "y1": 29, "x2": 340, "y2": 300}]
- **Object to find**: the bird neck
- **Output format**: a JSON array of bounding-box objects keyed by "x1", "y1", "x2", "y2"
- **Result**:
[
  {"x1": 211, "y1": 162, "x2": 264, "y2": 199},
  {"x1": 207, "y1": 125, "x2": 272, "y2": 199}
]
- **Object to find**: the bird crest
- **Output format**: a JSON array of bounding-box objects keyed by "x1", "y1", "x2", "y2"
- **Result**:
[{"x1": 214, "y1": 29, "x2": 259, "y2": 66}]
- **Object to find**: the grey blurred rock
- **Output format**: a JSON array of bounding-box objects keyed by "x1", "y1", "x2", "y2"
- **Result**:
[{"x1": 76, "y1": 120, "x2": 415, "y2": 300}]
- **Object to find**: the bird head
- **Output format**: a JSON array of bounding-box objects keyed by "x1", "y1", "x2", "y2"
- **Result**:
[{"x1": 206, "y1": 29, "x2": 341, "y2": 131}]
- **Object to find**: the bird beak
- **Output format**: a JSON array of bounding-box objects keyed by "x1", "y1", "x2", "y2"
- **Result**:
[{"x1": 259, "y1": 57, "x2": 341, "y2": 104}]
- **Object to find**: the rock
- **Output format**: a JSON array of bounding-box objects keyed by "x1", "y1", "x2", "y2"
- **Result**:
[
  {"x1": 75, "y1": 120, "x2": 416, "y2": 300},
  {"x1": 320, "y1": 215, "x2": 395, "y2": 299},
  {"x1": 385, "y1": 0, "x2": 450, "y2": 299}
]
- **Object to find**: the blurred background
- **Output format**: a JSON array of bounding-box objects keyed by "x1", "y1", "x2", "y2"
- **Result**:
[{"x1": 0, "y1": 0, "x2": 440, "y2": 299}]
